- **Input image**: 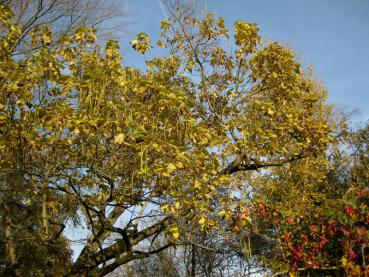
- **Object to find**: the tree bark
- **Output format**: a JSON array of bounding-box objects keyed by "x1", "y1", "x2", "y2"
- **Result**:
[
  {"x1": 42, "y1": 190, "x2": 49, "y2": 239},
  {"x1": 3, "y1": 209, "x2": 21, "y2": 277},
  {"x1": 191, "y1": 244, "x2": 196, "y2": 277}
]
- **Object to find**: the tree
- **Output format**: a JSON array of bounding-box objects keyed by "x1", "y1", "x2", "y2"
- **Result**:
[
  {"x1": 0, "y1": 1, "x2": 351, "y2": 275},
  {"x1": 118, "y1": 229, "x2": 252, "y2": 277},
  {"x1": 235, "y1": 122, "x2": 369, "y2": 276},
  {"x1": 0, "y1": 1, "x2": 128, "y2": 275}
]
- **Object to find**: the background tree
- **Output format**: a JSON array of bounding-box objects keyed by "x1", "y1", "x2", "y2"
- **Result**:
[
  {"x1": 0, "y1": 0, "x2": 126, "y2": 55},
  {"x1": 235, "y1": 122, "x2": 369, "y2": 276},
  {"x1": 115, "y1": 224, "x2": 257, "y2": 277}
]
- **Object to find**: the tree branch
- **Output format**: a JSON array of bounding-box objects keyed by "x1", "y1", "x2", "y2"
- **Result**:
[{"x1": 220, "y1": 154, "x2": 303, "y2": 175}]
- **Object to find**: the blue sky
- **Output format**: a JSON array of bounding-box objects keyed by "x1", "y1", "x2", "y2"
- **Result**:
[{"x1": 121, "y1": 0, "x2": 369, "y2": 124}]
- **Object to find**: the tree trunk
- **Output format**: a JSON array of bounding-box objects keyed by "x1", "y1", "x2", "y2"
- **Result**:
[
  {"x1": 42, "y1": 190, "x2": 49, "y2": 239},
  {"x1": 191, "y1": 244, "x2": 196, "y2": 277},
  {"x1": 3, "y1": 211, "x2": 21, "y2": 277}
]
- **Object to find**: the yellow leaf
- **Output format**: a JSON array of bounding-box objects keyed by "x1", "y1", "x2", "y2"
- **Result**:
[
  {"x1": 161, "y1": 204, "x2": 169, "y2": 212},
  {"x1": 114, "y1": 133, "x2": 125, "y2": 144},
  {"x1": 199, "y1": 217, "x2": 206, "y2": 226},
  {"x1": 175, "y1": 161, "x2": 184, "y2": 169},
  {"x1": 341, "y1": 256, "x2": 347, "y2": 267},
  {"x1": 157, "y1": 40, "x2": 167, "y2": 48},
  {"x1": 170, "y1": 227, "x2": 179, "y2": 239},
  {"x1": 167, "y1": 163, "x2": 176, "y2": 173},
  {"x1": 208, "y1": 185, "x2": 216, "y2": 191},
  {"x1": 194, "y1": 179, "x2": 201, "y2": 189},
  {"x1": 218, "y1": 210, "x2": 226, "y2": 217},
  {"x1": 174, "y1": 202, "x2": 180, "y2": 209}
]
